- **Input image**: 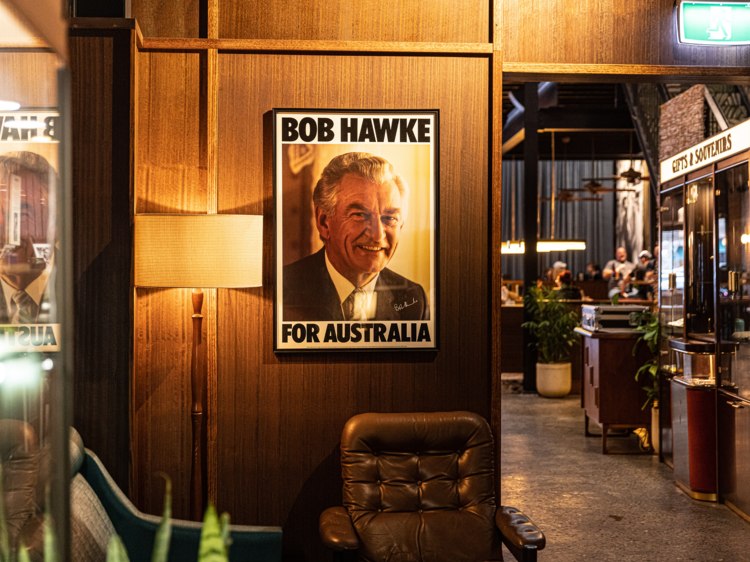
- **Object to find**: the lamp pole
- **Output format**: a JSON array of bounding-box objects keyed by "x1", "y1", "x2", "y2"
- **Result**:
[{"x1": 190, "y1": 288, "x2": 204, "y2": 521}]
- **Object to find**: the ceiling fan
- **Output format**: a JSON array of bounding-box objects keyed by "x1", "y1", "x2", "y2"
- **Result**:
[
  {"x1": 539, "y1": 136, "x2": 604, "y2": 203},
  {"x1": 577, "y1": 136, "x2": 638, "y2": 195}
]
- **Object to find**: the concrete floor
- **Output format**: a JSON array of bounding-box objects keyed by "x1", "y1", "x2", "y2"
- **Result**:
[{"x1": 500, "y1": 394, "x2": 750, "y2": 562}]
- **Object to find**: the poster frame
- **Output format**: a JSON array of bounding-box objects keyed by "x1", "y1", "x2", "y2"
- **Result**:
[{"x1": 272, "y1": 108, "x2": 440, "y2": 353}]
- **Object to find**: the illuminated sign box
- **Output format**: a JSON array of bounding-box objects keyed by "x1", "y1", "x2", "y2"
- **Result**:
[{"x1": 679, "y1": 1, "x2": 750, "y2": 45}]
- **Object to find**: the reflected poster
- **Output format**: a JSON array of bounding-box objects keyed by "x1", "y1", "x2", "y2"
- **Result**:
[
  {"x1": 273, "y1": 109, "x2": 439, "y2": 352},
  {"x1": 0, "y1": 111, "x2": 60, "y2": 352}
]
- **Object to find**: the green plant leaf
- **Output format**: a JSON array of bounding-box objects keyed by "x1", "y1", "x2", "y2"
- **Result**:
[
  {"x1": 220, "y1": 512, "x2": 231, "y2": 557},
  {"x1": 151, "y1": 474, "x2": 172, "y2": 562},
  {"x1": 199, "y1": 505, "x2": 228, "y2": 562},
  {"x1": 18, "y1": 538, "x2": 30, "y2": 562},
  {"x1": 107, "y1": 536, "x2": 131, "y2": 562},
  {"x1": 0, "y1": 463, "x2": 9, "y2": 562},
  {"x1": 611, "y1": 293, "x2": 620, "y2": 306},
  {"x1": 44, "y1": 487, "x2": 57, "y2": 562}
]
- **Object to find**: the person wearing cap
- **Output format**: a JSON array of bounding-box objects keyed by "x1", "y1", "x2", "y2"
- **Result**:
[
  {"x1": 552, "y1": 261, "x2": 567, "y2": 283},
  {"x1": 621, "y1": 250, "x2": 655, "y2": 300}
]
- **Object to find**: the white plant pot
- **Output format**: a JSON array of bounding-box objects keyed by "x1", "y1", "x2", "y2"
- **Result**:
[
  {"x1": 536, "y1": 362, "x2": 572, "y2": 398},
  {"x1": 651, "y1": 406, "x2": 660, "y2": 454}
]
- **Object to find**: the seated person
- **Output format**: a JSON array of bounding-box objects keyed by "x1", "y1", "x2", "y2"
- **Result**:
[
  {"x1": 501, "y1": 284, "x2": 523, "y2": 304},
  {"x1": 604, "y1": 247, "x2": 634, "y2": 299},
  {"x1": 552, "y1": 261, "x2": 567, "y2": 283},
  {"x1": 621, "y1": 250, "x2": 653, "y2": 300},
  {"x1": 555, "y1": 270, "x2": 583, "y2": 300},
  {"x1": 586, "y1": 262, "x2": 602, "y2": 280}
]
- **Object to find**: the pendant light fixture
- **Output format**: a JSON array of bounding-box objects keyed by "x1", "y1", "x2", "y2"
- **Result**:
[{"x1": 501, "y1": 133, "x2": 586, "y2": 254}]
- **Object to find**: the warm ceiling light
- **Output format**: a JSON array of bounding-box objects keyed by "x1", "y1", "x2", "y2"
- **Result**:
[
  {"x1": 537, "y1": 240, "x2": 586, "y2": 252},
  {"x1": 500, "y1": 240, "x2": 525, "y2": 254},
  {"x1": 2, "y1": 119, "x2": 45, "y2": 129},
  {"x1": 742, "y1": 234, "x2": 750, "y2": 245},
  {"x1": 0, "y1": 100, "x2": 20, "y2": 111},
  {"x1": 501, "y1": 240, "x2": 586, "y2": 254}
]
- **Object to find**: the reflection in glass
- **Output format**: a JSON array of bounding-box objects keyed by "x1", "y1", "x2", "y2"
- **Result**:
[{"x1": 685, "y1": 178, "x2": 714, "y2": 337}]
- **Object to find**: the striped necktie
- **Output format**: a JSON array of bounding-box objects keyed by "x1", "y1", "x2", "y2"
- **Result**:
[
  {"x1": 344, "y1": 288, "x2": 367, "y2": 321},
  {"x1": 11, "y1": 290, "x2": 37, "y2": 324}
]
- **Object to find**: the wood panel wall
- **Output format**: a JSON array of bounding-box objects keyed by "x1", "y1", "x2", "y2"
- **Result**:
[
  {"x1": 502, "y1": 0, "x2": 750, "y2": 67},
  {"x1": 218, "y1": 0, "x2": 489, "y2": 42},
  {"x1": 216, "y1": 55, "x2": 488, "y2": 560},
  {"x1": 69, "y1": 23, "x2": 135, "y2": 493}
]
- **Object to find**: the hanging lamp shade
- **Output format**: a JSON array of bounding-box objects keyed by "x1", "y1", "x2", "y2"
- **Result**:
[{"x1": 134, "y1": 214, "x2": 263, "y2": 288}]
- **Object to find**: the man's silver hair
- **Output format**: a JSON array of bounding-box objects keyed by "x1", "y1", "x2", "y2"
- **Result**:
[{"x1": 313, "y1": 152, "x2": 409, "y2": 219}]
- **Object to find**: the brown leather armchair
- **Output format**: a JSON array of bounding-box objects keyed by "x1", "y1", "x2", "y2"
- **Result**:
[{"x1": 319, "y1": 412, "x2": 545, "y2": 562}]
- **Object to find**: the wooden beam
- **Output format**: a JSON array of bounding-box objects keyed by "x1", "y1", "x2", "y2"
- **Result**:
[
  {"x1": 491, "y1": 0, "x2": 503, "y2": 504},
  {"x1": 503, "y1": 63, "x2": 750, "y2": 85},
  {"x1": 139, "y1": 37, "x2": 493, "y2": 54},
  {"x1": 206, "y1": 0, "x2": 219, "y2": 513}
]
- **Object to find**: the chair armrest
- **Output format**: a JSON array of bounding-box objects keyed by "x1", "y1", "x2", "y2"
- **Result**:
[
  {"x1": 496, "y1": 506, "x2": 545, "y2": 550},
  {"x1": 80, "y1": 450, "x2": 282, "y2": 562},
  {"x1": 319, "y1": 507, "x2": 359, "y2": 552}
]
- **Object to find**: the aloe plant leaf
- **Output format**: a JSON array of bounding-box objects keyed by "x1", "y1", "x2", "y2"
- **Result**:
[
  {"x1": 0, "y1": 463, "x2": 8, "y2": 562},
  {"x1": 44, "y1": 487, "x2": 58, "y2": 562},
  {"x1": 107, "y1": 536, "x2": 131, "y2": 562},
  {"x1": 219, "y1": 512, "x2": 231, "y2": 556},
  {"x1": 199, "y1": 505, "x2": 227, "y2": 562},
  {"x1": 18, "y1": 538, "x2": 30, "y2": 562},
  {"x1": 151, "y1": 474, "x2": 172, "y2": 562}
]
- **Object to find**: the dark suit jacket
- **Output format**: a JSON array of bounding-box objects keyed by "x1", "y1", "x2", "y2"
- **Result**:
[{"x1": 282, "y1": 248, "x2": 430, "y2": 322}]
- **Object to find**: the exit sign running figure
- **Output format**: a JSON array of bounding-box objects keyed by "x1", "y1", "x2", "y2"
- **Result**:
[{"x1": 679, "y1": 1, "x2": 750, "y2": 45}]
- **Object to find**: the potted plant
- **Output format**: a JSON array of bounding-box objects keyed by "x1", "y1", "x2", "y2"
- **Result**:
[
  {"x1": 522, "y1": 285, "x2": 580, "y2": 397},
  {"x1": 632, "y1": 309, "x2": 661, "y2": 452}
]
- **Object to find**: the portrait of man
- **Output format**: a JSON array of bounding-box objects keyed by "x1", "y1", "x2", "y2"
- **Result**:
[
  {"x1": 0, "y1": 151, "x2": 55, "y2": 325},
  {"x1": 282, "y1": 152, "x2": 430, "y2": 322}
]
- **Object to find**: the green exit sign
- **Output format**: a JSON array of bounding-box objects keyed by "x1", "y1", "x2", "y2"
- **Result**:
[{"x1": 679, "y1": 1, "x2": 750, "y2": 45}]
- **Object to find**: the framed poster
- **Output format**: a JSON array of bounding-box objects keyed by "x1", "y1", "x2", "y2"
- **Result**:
[{"x1": 273, "y1": 109, "x2": 439, "y2": 352}]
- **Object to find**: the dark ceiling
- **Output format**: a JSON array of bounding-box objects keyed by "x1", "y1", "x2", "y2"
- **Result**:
[{"x1": 502, "y1": 83, "x2": 642, "y2": 160}]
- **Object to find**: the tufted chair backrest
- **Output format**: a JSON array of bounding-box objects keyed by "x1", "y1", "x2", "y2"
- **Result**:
[{"x1": 340, "y1": 411, "x2": 502, "y2": 562}]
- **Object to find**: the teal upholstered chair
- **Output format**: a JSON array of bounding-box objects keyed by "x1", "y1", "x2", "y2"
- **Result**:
[
  {"x1": 78, "y1": 447, "x2": 283, "y2": 562},
  {"x1": 0, "y1": 422, "x2": 282, "y2": 562}
]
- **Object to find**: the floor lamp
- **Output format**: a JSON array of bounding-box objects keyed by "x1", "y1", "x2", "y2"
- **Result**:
[{"x1": 134, "y1": 214, "x2": 263, "y2": 520}]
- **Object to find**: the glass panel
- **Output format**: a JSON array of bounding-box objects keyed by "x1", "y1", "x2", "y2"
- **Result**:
[
  {"x1": 0, "y1": 3, "x2": 69, "y2": 561},
  {"x1": 685, "y1": 177, "x2": 715, "y2": 338},
  {"x1": 715, "y1": 164, "x2": 750, "y2": 397},
  {"x1": 660, "y1": 189, "x2": 685, "y2": 373}
]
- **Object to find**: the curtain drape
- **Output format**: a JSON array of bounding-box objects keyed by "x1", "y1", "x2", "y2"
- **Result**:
[{"x1": 501, "y1": 159, "x2": 615, "y2": 281}]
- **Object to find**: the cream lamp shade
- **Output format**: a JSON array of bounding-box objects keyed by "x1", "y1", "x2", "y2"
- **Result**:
[{"x1": 134, "y1": 214, "x2": 263, "y2": 288}]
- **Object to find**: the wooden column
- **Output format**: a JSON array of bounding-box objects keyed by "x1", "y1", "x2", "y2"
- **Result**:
[
  {"x1": 490, "y1": 0, "x2": 503, "y2": 502},
  {"x1": 523, "y1": 83, "x2": 539, "y2": 393}
]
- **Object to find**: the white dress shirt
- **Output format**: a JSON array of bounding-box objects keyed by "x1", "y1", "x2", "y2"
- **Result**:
[{"x1": 325, "y1": 250, "x2": 378, "y2": 320}]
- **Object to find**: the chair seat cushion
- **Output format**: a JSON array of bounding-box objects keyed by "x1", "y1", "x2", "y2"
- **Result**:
[{"x1": 353, "y1": 509, "x2": 498, "y2": 562}]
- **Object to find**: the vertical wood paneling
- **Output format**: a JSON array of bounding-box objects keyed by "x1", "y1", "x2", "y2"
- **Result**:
[
  {"x1": 0, "y1": 52, "x2": 58, "y2": 107},
  {"x1": 132, "y1": 0, "x2": 200, "y2": 38},
  {"x1": 133, "y1": 287, "x2": 209, "y2": 517},
  {"x1": 136, "y1": 51, "x2": 205, "y2": 214},
  {"x1": 133, "y1": 49, "x2": 208, "y2": 518},
  {"x1": 215, "y1": 54, "x2": 488, "y2": 561},
  {"x1": 502, "y1": 0, "x2": 750, "y2": 67},
  {"x1": 218, "y1": 0, "x2": 488, "y2": 43},
  {"x1": 70, "y1": 28, "x2": 134, "y2": 494},
  {"x1": 71, "y1": 37, "x2": 113, "y2": 281}
]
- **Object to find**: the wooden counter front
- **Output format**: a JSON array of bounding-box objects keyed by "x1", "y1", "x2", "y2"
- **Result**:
[{"x1": 576, "y1": 328, "x2": 652, "y2": 453}]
